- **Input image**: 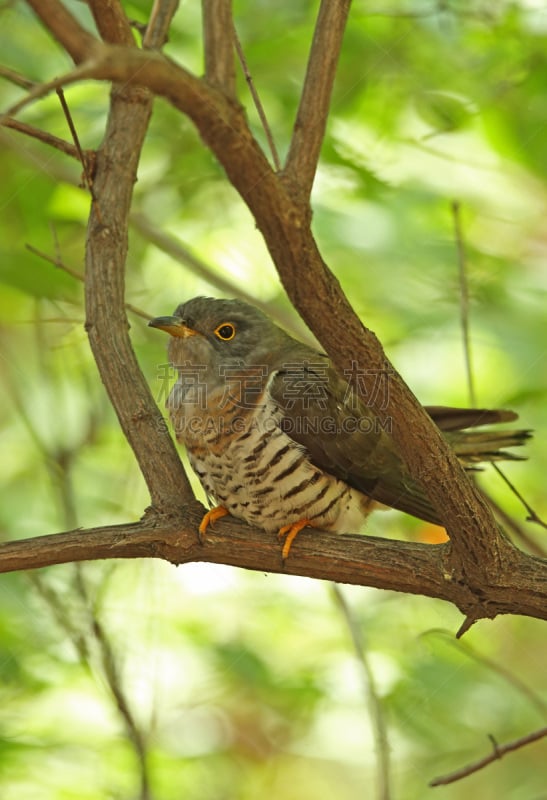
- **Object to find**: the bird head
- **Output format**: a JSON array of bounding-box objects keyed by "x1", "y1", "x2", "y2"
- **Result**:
[{"x1": 148, "y1": 296, "x2": 294, "y2": 383}]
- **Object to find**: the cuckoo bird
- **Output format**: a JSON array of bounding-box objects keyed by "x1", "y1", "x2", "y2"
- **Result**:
[{"x1": 149, "y1": 297, "x2": 530, "y2": 559}]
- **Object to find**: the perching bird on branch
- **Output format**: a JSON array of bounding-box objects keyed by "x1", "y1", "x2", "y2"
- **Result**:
[{"x1": 149, "y1": 297, "x2": 530, "y2": 559}]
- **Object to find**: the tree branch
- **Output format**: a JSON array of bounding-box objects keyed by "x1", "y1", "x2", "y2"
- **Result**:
[
  {"x1": 82, "y1": 578, "x2": 151, "y2": 800},
  {"x1": 0, "y1": 511, "x2": 545, "y2": 623},
  {"x1": 430, "y1": 727, "x2": 547, "y2": 786},
  {"x1": 202, "y1": 0, "x2": 236, "y2": 94},
  {"x1": 332, "y1": 585, "x2": 392, "y2": 800},
  {"x1": 25, "y1": 0, "x2": 99, "y2": 63},
  {"x1": 233, "y1": 25, "x2": 281, "y2": 170},
  {"x1": 26, "y1": 244, "x2": 151, "y2": 321},
  {"x1": 1, "y1": 116, "x2": 82, "y2": 158},
  {"x1": 424, "y1": 629, "x2": 547, "y2": 717},
  {"x1": 143, "y1": 0, "x2": 181, "y2": 50},
  {"x1": 88, "y1": 0, "x2": 135, "y2": 46},
  {"x1": 129, "y1": 212, "x2": 300, "y2": 332},
  {"x1": 284, "y1": 0, "x2": 352, "y2": 196},
  {"x1": 79, "y1": 21, "x2": 190, "y2": 510},
  {"x1": 56, "y1": 87, "x2": 97, "y2": 198},
  {"x1": 0, "y1": 66, "x2": 36, "y2": 90},
  {"x1": 452, "y1": 200, "x2": 477, "y2": 406}
]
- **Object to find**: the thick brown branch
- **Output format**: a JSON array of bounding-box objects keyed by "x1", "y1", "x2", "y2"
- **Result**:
[
  {"x1": 0, "y1": 515, "x2": 545, "y2": 623},
  {"x1": 143, "y1": 0, "x2": 181, "y2": 50},
  {"x1": 84, "y1": 83, "x2": 191, "y2": 508},
  {"x1": 77, "y1": 7, "x2": 190, "y2": 510},
  {"x1": 25, "y1": 0, "x2": 99, "y2": 64},
  {"x1": 284, "y1": 0, "x2": 352, "y2": 195},
  {"x1": 4, "y1": 49, "x2": 282, "y2": 228},
  {"x1": 88, "y1": 0, "x2": 135, "y2": 46},
  {"x1": 202, "y1": 0, "x2": 235, "y2": 94}
]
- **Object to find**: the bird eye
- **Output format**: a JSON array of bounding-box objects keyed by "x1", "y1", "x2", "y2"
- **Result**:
[{"x1": 214, "y1": 322, "x2": 236, "y2": 341}]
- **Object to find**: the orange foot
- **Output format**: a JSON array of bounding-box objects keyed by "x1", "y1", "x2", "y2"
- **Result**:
[
  {"x1": 199, "y1": 505, "x2": 229, "y2": 543},
  {"x1": 278, "y1": 519, "x2": 312, "y2": 561}
]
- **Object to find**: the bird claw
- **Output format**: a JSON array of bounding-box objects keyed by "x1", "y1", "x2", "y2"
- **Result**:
[
  {"x1": 198, "y1": 505, "x2": 229, "y2": 544},
  {"x1": 278, "y1": 519, "x2": 312, "y2": 562}
]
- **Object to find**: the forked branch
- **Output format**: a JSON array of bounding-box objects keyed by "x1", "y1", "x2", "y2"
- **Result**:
[{"x1": 430, "y1": 727, "x2": 547, "y2": 787}]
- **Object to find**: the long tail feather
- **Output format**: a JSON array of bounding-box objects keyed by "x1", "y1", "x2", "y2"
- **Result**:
[
  {"x1": 450, "y1": 428, "x2": 532, "y2": 465},
  {"x1": 426, "y1": 405, "x2": 519, "y2": 431}
]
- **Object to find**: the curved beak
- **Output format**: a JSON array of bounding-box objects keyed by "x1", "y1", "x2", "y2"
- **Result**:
[{"x1": 148, "y1": 316, "x2": 198, "y2": 338}]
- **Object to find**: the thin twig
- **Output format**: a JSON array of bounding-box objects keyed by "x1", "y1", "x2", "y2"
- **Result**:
[
  {"x1": 423, "y1": 629, "x2": 547, "y2": 718},
  {"x1": 1, "y1": 117, "x2": 83, "y2": 158},
  {"x1": 492, "y1": 463, "x2": 547, "y2": 532},
  {"x1": 2, "y1": 62, "x2": 96, "y2": 120},
  {"x1": 450, "y1": 202, "x2": 544, "y2": 553},
  {"x1": 129, "y1": 212, "x2": 301, "y2": 331},
  {"x1": 27, "y1": 572, "x2": 91, "y2": 661},
  {"x1": 285, "y1": 0, "x2": 351, "y2": 195},
  {"x1": 233, "y1": 24, "x2": 280, "y2": 170},
  {"x1": 32, "y1": 567, "x2": 152, "y2": 800},
  {"x1": 56, "y1": 88, "x2": 98, "y2": 202},
  {"x1": 0, "y1": 65, "x2": 36, "y2": 90},
  {"x1": 331, "y1": 585, "x2": 391, "y2": 800},
  {"x1": 26, "y1": 242, "x2": 86, "y2": 283},
  {"x1": 452, "y1": 200, "x2": 476, "y2": 407},
  {"x1": 74, "y1": 569, "x2": 152, "y2": 800},
  {"x1": 25, "y1": 244, "x2": 152, "y2": 321},
  {"x1": 10, "y1": 301, "x2": 152, "y2": 800},
  {"x1": 430, "y1": 726, "x2": 547, "y2": 786},
  {"x1": 481, "y1": 485, "x2": 546, "y2": 557}
]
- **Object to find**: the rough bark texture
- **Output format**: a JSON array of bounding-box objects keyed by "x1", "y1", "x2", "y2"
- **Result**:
[
  {"x1": 0, "y1": 506, "x2": 545, "y2": 623},
  {"x1": 1, "y1": 0, "x2": 545, "y2": 629}
]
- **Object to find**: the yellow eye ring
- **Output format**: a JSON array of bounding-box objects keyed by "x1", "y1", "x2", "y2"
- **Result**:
[{"x1": 214, "y1": 322, "x2": 236, "y2": 341}]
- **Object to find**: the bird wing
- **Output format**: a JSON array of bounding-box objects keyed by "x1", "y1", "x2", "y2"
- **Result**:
[{"x1": 268, "y1": 353, "x2": 442, "y2": 525}]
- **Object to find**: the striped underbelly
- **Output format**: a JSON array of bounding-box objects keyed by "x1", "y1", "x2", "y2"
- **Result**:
[{"x1": 188, "y1": 415, "x2": 368, "y2": 534}]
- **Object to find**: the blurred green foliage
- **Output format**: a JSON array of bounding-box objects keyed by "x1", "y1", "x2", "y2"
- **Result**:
[{"x1": 0, "y1": 1, "x2": 546, "y2": 798}]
